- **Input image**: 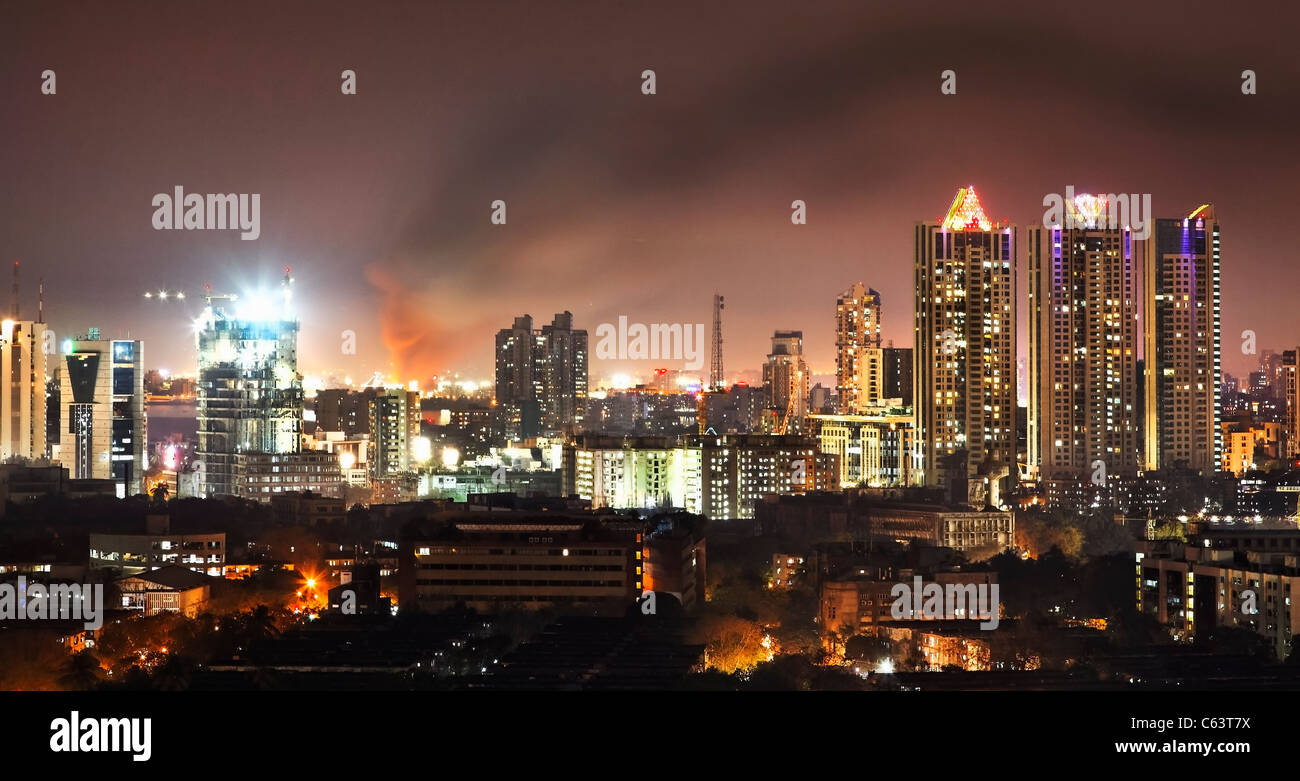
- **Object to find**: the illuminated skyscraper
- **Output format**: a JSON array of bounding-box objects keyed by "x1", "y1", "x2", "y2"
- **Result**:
[
  {"x1": 914, "y1": 187, "x2": 1016, "y2": 489},
  {"x1": 1283, "y1": 350, "x2": 1300, "y2": 458},
  {"x1": 0, "y1": 320, "x2": 48, "y2": 462},
  {"x1": 763, "y1": 331, "x2": 809, "y2": 434},
  {"x1": 58, "y1": 335, "x2": 146, "y2": 496},
  {"x1": 370, "y1": 388, "x2": 421, "y2": 476},
  {"x1": 1028, "y1": 195, "x2": 1139, "y2": 492},
  {"x1": 195, "y1": 279, "x2": 303, "y2": 498},
  {"x1": 1144, "y1": 206, "x2": 1222, "y2": 472},
  {"x1": 835, "y1": 283, "x2": 883, "y2": 413}
]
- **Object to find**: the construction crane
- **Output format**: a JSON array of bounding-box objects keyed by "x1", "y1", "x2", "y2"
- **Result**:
[
  {"x1": 143, "y1": 268, "x2": 295, "y2": 318},
  {"x1": 775, "y1": 367, "x2": 802, "y2": 435}
]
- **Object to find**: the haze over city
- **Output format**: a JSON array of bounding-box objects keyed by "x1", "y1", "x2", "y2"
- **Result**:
[{"x1": 4, "y1": 0, "x2": 1298, "y2": 383}]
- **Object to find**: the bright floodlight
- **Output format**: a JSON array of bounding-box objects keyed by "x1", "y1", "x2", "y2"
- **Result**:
[
  {"x1": 237, "y1": 291, "x2": 274, "y2": 322},
  {"x1": 441, "y1": 446, "x2": 460, "y2": 469},
  {"x1": 412, "y1": 436, "x2": 433, "y2": 464}
]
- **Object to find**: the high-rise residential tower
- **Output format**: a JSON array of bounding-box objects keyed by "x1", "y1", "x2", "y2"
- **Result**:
[
  {"x1": 494, "y1": 312, "x2": 588, "y2": 440},
  {"x1": 1144, "y1": 206, "x2": 1222, "y2": 473},
  {"x1": 835, "y1": 283, "x2": 882, "y2": 412},
  {"x1": 763, "y1": 330, "x2": 809, "y2": 434},
  {"x1": 1028, "y1": 195, "x2": 1139, "y2": 490},
  {"x1": 370, "y1": 388, "x2": 421, "y2": 476},
  {"x1": 881, "y1": 346, "x2": 913, "y2": 406},
  {"x1": 914, "y1": 186, "x2": 1016, "y2": 489},
  {"x1": 0, "y1": 319, "x2": 48, "y2": 462},
  {"x1": 1284, "y1": 350, "x2": 1300, "y2": 458},
  {"x1": 196, "y1": 281, "x2": 303, "y2": 498}
]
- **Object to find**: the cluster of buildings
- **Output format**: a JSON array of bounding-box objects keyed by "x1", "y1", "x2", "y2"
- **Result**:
[
  {"x1": 0, "y1": 186, "x2": 1246, "y2": 525},
  {"x1": 0, "y1": 317, "x2": 146, "y2": 499},
  {"x1": 470, "y1": 188, "x2": 1230, "y2": 517},
  {"x1": 1138, "y1": 520, "x2": 1300, "y2": 659}
]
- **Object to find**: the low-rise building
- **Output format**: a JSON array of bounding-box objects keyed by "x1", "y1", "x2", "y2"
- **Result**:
[
  {"x1": 770, "y1": 553, "x2": 805, "y2": 590},
  {"x1": 90, "y1": 526, "x2": 225, "y2": 577},
  {"x1": 233, "y1": 451, "x2": 344, "y2": 501},
  {"x1": 807, "y1": 410, "x2": 917, "y2": 488},
  {"x1": 1137, "y1": 524, "x2": 1300, "y2": 659},
  {"x1": 115, "y1": 565, "x2": 213, "y2": 617},
  {"x1": 563, "y1": 433, "x2": 837, "y2": 520},
  {"x1": 820, "y1": 570, "x2": 999, "y2": 635},
  {"x1": 642, "y1": 518, "x2": 706, "y2": 613},
  {"x1": 400, "y1": 514, "x2": 646, "y2": 615},
  {"x1": 271, "y1": 491, "x2": 347, "y2": 526}
]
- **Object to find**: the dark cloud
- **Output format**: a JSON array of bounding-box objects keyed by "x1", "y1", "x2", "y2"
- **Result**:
[{"x1": 2, "y1": 0, "x2": 1298, "y2": 384}]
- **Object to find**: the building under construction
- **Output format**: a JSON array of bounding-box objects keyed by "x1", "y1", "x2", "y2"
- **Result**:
[{"x1": 195, "y1": 275, "x2": 303, "y2": 498}]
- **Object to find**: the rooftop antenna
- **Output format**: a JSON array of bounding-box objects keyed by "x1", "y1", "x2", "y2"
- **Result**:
[
  {"x1": 710, "y1": 292, "x2": 725, "y2": 391},
  {"x1": 38, "y1": 277, "x2": 44, "y2": 323},
  {"x1": 282, "y1": 265, "x2": 294, "y2": 317},
  {"x1": 11, "y1": 261, "x2": 18, "y2": 320}
]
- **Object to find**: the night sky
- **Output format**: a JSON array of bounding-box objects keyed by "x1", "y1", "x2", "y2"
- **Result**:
[{"x1": 3, "y1": 0, "x2": 1298, "y2": 389}]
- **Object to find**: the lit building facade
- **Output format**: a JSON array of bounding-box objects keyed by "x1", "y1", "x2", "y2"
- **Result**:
[
  {"x1": 89, "y1": 531, "x2": 226, "y2": 577},
  {"x1": 232, "y1": 451, "x2": 344, "y2": 501},
  {"x1": 1138, "y1": 532, "x2": 1300, "y2": 660},
  {"x1": 835, "y1": 283, "x2": 882, "y2": 413},
  {"x1": 370, "y1": 388, "x2": 421, "y2": 476},
  {"x1": 0, "y1": 320, "x2": 48, "y2": 462},
  {"x1": 807, "y1": 411, "x2": 917, "y2": 487},
  {"x1": 1028, "y1": 196, "x2": 1139, "y2": 492},
  {"x1": 563, "y1": 433, "x2": 832, "y2": 520},
  {"x1": 763, "y1": 331, "x2": 809, "y2": 434},
  {"x1": 1143, "y1": 206, "x2": 1222, "y2": 473},
  {"x1": 1284, "y1": 350, "x2": 1300, "y2": 458},
  {"x1": 914, "y1": 187, "x2": 1016, "y2": 488},
  {"x1": 58, "y1": 337, "x2": 146, "y2": 497},
  {"x1": 195, "y1": 285, "x2": 303, "y2": 498}
]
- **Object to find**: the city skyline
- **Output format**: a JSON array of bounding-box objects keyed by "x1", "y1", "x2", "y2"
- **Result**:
[{"x1": 4, "y1": 1, "x2": 1298, "y2": 384}]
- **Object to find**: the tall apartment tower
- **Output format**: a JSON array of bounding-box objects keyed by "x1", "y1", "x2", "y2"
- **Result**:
[
  {"x1": 494, "y1": 312, "x2": 588, "y2": 440},
  {"x1": 1284, "y1": 351, "x2": 1300, "y2": 458},
  {"x1": 370, "y1": 388, "x2": 421, "y2": 476},
  {"x1": 58, "y1": 336, "x2": 146, "y2": 496},
  {"x1": 0, "y1": 320, "x2": 48, "y2": 462},
  {"x1": 1028, "y1": 195, "x2": 1140, "y2": 488},
  {"x1": 835, "y1": 283, "x2": 883, "y2": 412},
  {"x1": 495, "y1": 315, "x2": 538, "y2": 440},
  {"x1": 196, "y1": 288, "x2": 303, "y2": 498},
  {"x1": 882, "y1": 346, "x2": 913, "y2": 406},
  {"x1": 1144, "y1": 206, "x2": 1222, "y2": 473},
  {"x1": 763, "y1": 330, "x2": 809, "y2": 433},
  {"x1": 537, "y1": 312, "x2": 588, "y2": 436},
  {"x1": 914, "y1": 187, "x2": 1016, "y2": 488}
]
